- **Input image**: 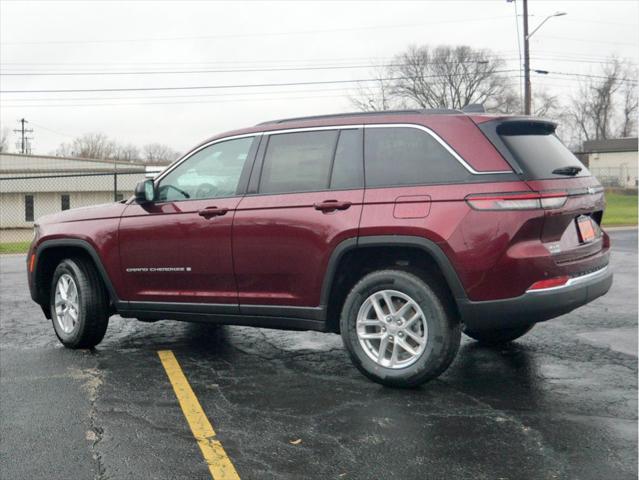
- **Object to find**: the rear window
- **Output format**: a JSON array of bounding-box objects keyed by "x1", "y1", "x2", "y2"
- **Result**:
[{"x1": 498, "y1": 122, "x2": 590, "y2": 179}]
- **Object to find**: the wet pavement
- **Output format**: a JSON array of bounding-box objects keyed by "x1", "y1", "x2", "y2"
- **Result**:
[{"x1": 1, "y1": 230, "x2": 637, "y2": 480}]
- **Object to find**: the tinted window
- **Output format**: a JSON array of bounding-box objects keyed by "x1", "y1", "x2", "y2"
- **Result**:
[
  {"x1": 499, "y1": 124, "x2": 590, "y2": 179},
  {"x1": 259, "y1": 131, "x2": 338, "y2": 194},
  {"x1": 158, "y1": 137, "x2": 254, "y2": 201},
  {"x1": 61, "y1": 194, "x2": 70, "y2": 211},
  {"x1": 25, "y1": 195, "x2": 34, "y2": 222},
  {"x1": 330, "y1": 129, "x2": 363, "y2": 190},
  {"x1": 364, "y1": 127, "x2": 469, "y2": 187}
]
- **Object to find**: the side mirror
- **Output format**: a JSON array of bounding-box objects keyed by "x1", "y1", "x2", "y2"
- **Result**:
[{"x1": 134, "y1": 179, "x2": 155, "y2": 204}]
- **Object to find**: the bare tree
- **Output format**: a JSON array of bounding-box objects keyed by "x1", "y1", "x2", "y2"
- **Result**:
[
  {"x1": 114, "y1": 143, "x2": 140, "y2": 162},
  {"x1": 619, "y1": 68, "x2": 638, "y2": 137},
  {"x1": 0, "y1": 128, "x2": 9, "y2": 153},
  {"x1": 142, "y1": 143, "x2": 180, "y2": 163},
  {"x1": 564, "y1": 58, "x2": 638, "y2": 145},
  {"x1": 350, "y1": 69, "x2": 399, "y2": 112},
  {"x1": 350, "y1": 45, "x2": 518, "y2": 113},
  {"x1": 56, "y1": 132, "x2": 117, "y2": 159},
  {"x1": 532, "y1": 90, "x2": 559, "y2": 118},
  {"x1": 55, "y1": 133, "x2": 180, "y2": 163}
]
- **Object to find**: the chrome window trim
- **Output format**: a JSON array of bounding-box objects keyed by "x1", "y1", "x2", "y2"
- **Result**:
[
  {"x1": 364, "y1": 123, "x2": 512, "y2": 175},
  {"x1": 156, "y1": 122, "x2": 513, "y2": 184}
]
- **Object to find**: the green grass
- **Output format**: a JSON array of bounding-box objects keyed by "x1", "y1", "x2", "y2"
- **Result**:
[
  {"x1": 604, "y1": 192, "x2": 638, "y2": 227},
  {"x1": 0, "y1": 241, "x2": 31, "y2": 254}
]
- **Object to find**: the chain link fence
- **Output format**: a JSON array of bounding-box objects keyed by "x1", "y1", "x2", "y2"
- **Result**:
[
  {"x1": 589, "y1": 166, "x2": 638, "y2": 189},
  {"x1": 1, "y1": 153, "x2": 163, "y2": 244}
]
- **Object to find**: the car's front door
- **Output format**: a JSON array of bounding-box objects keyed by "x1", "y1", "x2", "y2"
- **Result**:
[
  {"x1": 233, "y1": 128, "x2": 364, "y2": 315},
  {"x1": 118, "y1": 135, "x2": 259, "y2": 305}
]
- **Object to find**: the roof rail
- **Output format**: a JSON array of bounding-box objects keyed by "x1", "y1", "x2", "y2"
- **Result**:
[
  {"x1": 461, "y1": 103, "x2": 485, "y2": 113},
  {"x1": 256, "y1": 108, "x2": 463, "y2": 126}
]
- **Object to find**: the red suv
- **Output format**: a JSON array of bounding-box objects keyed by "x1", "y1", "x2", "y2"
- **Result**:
[{"x1": 27, "y1": 110, "x2": 612, "y2": 387}]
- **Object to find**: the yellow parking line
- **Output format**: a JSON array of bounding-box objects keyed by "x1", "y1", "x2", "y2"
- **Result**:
[{"x1": 158, "y1": 350, "x2": 240, "y2": 480}]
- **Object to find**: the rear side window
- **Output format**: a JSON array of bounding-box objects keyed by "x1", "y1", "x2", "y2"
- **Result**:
[
  {"x1": 259, "y1": 131, "x2": 338, "y2": 194},
  {"x1": 330, "y1": 129, "x2": 363, "y2": 190},
  {"x1": 498, "y1": 123, "x2": 590, "y2": 179},
  {"x1": 364, "y1": 127, "x2": 470, "y2": 187}
]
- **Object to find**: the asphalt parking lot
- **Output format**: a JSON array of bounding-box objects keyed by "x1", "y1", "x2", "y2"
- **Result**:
[{"x1": 1, "y1": 229, "x2": 637, "y2": 480}]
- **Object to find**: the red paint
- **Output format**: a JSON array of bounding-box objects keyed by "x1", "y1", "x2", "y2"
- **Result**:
[
  {"x1": 528, "y1": 276, "x2": 570, "y2": 291},
  {"x1": 29, "y1": 112, "x2": 611, "y2": 312}
]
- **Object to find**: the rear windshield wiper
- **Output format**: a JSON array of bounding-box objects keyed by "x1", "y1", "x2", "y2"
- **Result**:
[{"x1": 552, "y1": 166, "x2": 582, "y2": 176}]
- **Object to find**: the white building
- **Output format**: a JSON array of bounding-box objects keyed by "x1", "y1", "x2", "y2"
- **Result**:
[
  {"x1": 582, "y1": 138, "x2": 638, "y2": 189},
  {"x1": 0, "y1": 153, "x2": 166, "y2": 235}
]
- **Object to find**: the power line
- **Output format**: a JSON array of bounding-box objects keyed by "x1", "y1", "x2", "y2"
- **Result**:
[
  {"x1": 533, "y1": 70, "x2": 638, "y2": 84},
  {"x1": 2, "y1": 16, "x2": 513, "y2": 46},
  {"x1": 536, "y1": 35, "x2": 638, "y2": 47},
  {"x1": 0, "y1": 61, "x2": 501, "y2": 76},
  {"x1": 28, "y1": 122, "x2": 75, "y2": 138},
  {"x1": 0, "y1": 86, "x2": 360, "y2": 103},
  {"x1": 0, "y1": 70, "x2": 520, "y2": 94},
  {"x1": 1, "y1": 93, "x2": 352, "y2": 109}
]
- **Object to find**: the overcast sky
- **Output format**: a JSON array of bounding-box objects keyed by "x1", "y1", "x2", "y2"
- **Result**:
[{"x1": 1, "y1": 0, "x2": 637, "y2": 156}]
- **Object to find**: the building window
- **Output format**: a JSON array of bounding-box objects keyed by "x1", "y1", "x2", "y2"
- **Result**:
[
  {"x1": 61, "y1": 194, "x2": 70, "y2": 211},
  {"x1": 25, "y1": 195, "x2": 34, "y2": 222}
]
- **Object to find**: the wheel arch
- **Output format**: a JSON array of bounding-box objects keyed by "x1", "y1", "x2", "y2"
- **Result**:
[
  {"x1": 321, "y1": 235, "x2": 467, "y2": 332},
  {"x1": 33, "y1": 239, "x2": 118, "y2": 313}
]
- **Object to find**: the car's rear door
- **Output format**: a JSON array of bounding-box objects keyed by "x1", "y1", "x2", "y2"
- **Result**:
[
  {"x1": 118, "y1": 135, "x2": 259, "y2": 305},
  {"x1": 232, "y1": 127, "x2": 364, "y2": 316}
]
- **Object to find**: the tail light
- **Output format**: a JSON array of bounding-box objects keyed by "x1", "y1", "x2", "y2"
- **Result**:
[
  {"x1": 527, "y1": 276, "x2": 570, "y2": 291},
  {"x1": 466, "y1": 192, "x2": 567, "y2": 211}
]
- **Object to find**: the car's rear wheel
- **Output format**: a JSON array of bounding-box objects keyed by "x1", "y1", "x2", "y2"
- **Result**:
[
  {"x1": 340, "y1": 269, "x2": 461, "y2": 388},
  {"x1": 464, "y1": 324, "x2": 534, "y2": 345},
  {"x1": 50, "y1": 257, "x2": 109, "y2": 348}
]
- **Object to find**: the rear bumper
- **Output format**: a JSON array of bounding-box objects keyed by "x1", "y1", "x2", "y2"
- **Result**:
[{"x1": 458, "y1": 265, "x2": 613, "y2": 330}]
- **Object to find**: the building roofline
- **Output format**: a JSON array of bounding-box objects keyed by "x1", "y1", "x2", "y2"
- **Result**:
[{"x1": 0, "y1": 152, "x2": 168, "y2": 167}]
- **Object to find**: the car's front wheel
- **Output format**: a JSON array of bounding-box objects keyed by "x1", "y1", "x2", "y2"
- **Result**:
[
  {"x1": 50, "y1": 257, "x2": 109, "y2": 348},
  {"x1": 340, "y1": 269, "x2": 461, "y2": 388}
]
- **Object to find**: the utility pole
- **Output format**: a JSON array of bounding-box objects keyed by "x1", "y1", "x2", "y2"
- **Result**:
[
  {"x1": 520, "y1": 2, "x2": 567, "y2": 116},
  {"x1": 523, "y1": 0, "x2": 531, "y2": 115},
  {"x1": 13, "y1": 118, "x2": 34, "y2": 154}
]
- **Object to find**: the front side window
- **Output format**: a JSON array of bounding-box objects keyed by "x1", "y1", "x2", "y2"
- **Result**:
[
  {"x1": 364, "y1": 127, "x2": 469, "y2": 187},
  {"x1": 158, "y1": 137, "x2": 254, "y2": 201},
  {"x1": 259, "y1": 130, "x2": 339, "y2": 194}
]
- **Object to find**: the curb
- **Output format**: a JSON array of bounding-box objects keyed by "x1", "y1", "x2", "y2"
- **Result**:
[{"x1": 605, "y1": 226, "x2": 638, "y2": 232}]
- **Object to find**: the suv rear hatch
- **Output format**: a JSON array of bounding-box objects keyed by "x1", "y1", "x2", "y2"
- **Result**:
[{"x1": 476, "y1": 118, "x2": 607, "y2": 266}]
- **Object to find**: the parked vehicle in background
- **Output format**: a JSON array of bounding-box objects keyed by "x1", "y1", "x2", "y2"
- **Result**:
[{"x1": 27, "y1": 109, "x2": 613, "y2": 387}]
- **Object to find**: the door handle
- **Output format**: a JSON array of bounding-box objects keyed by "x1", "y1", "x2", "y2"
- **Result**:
[
  {"x1": 313, "y1": 200, "x2": 352, "y2": 212},
  {"x1": 198, "y1": 206, "x2": 229, "y2": 219}
]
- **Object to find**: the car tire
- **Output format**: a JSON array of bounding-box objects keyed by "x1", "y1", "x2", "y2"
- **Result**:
[
  {"x1": 340, "y1": 269, "x2": 461, "y2": 388},
  {"x1": 50, "y1": 257, "x2": 109, "y2": 349},
  {"x1": 464, "y1": 324, "x2": 534, "y2": 345}
]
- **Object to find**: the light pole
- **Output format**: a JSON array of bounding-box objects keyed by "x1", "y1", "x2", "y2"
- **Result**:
[{"x1": 523, "y1": 3, "x2": 567, "y2": 114}]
